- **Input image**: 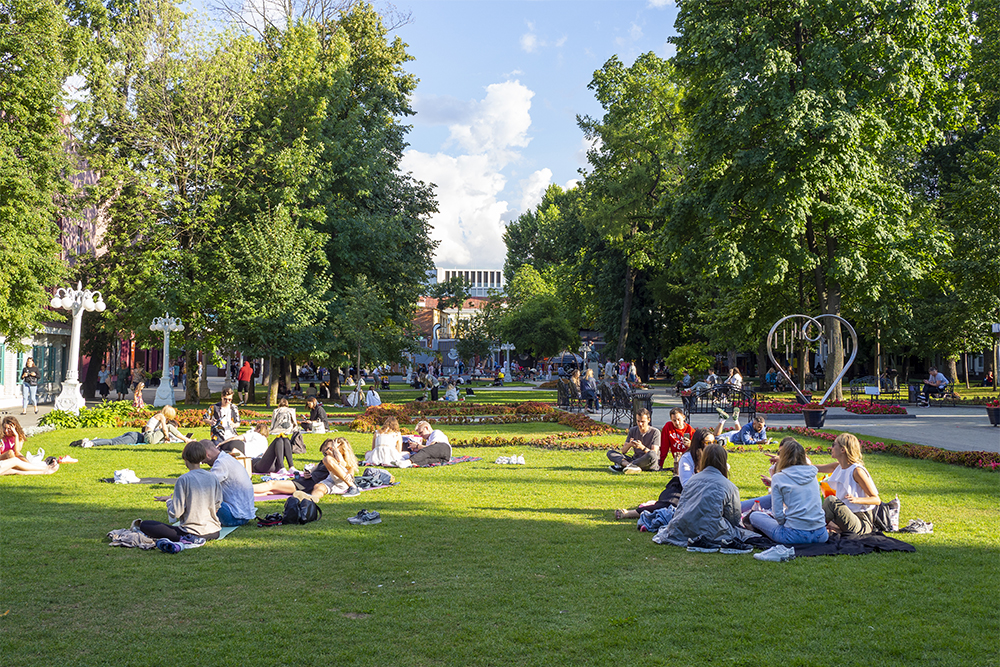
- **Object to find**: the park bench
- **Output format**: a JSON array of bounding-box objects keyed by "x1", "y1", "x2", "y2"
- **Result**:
[
  {"x1": 680, "y1": 385, "x2": 757, "y2": 420},
  {"x1": 556, "y1": 378, "x2": 585, "y2": 413},
  {"x1": 599, "y1": 381, "x2": 633, "y2": 425},
  {"x1": 849, "y1": 375, "x2": 901, "y2": 404}
]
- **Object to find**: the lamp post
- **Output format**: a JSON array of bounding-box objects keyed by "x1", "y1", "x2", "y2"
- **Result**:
[
  {"x1": 150, "y1": 314, "x2": 184, "y2": 407},
  {"x1": 50, "y1": 282, "x2": 106, "y2": 414},
  {"x1": 500, "y1": 342, "x2": 516, "y2": 377}
]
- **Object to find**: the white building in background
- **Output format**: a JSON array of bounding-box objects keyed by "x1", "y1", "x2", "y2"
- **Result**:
[{"x1": 429, "y1": 267, "x2": 505, "y2": 297}]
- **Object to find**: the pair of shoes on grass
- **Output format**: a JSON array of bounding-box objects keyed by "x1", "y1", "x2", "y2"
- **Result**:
[
  {"x1": 687, "y1": 536, "x2": 754, "y2": 554},
  {"x1": 348, "y1": 509, "x2": 381, "y2": 525},
  {"x1": 754, "y1": 545, "x2": 795, "y2": 562}
]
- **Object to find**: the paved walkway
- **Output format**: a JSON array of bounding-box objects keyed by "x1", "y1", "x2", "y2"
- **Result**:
[{"x1": 611, "y1": 390, "x2": 999, "y2": 453}]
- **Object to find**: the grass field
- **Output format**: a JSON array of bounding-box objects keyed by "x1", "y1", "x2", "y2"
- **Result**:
[{"x1": 2, "y1": 423, "x2": 998, "y2": 667}]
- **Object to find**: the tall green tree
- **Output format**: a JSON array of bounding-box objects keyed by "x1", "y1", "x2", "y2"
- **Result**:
[
  {"x1": 577, "y1": 53, "x2": 686, "y2": 361},
  {"x1": 0, "y1": 0, "x2": 71, "y2": 342},
  {"x1": 670, "y1": 0, "x2": 973, "y2": 398}
]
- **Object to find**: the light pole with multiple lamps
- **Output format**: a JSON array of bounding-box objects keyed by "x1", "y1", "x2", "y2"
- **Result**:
[
  {"x1": 50, "y1": 282, "x2": 106, "y2": 414},
  {"x1": 150, "y1": 314, "x2": 184, "y2": 407}
]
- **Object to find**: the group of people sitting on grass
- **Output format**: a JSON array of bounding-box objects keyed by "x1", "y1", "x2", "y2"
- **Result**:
[{"x1": 609, "y1": 406, "x2": 892, "y2": 552}]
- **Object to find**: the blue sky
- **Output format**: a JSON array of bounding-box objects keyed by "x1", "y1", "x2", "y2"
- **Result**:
[{"x1": 393, "y1": 1, "x2": 680, "y2": 269}]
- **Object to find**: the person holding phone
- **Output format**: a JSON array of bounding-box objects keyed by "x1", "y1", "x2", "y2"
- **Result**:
[
  {"x1": 607, "y1": 409, "x2": 661, "y2": 474},
  {"x1": 20, "y1": 358, "x2": 39, "y2": 415}
]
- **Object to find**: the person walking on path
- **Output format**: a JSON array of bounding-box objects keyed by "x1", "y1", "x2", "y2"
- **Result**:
[{"x1": 237, "y1": 360, "x2": 254, "y2": 405}]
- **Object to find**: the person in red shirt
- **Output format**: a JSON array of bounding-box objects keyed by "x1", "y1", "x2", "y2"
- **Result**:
[
  {"x1": 659, "y1": 407, "x2": 696, "y2": 472},
  {"x1": 237, "y1": 361, "x2": 254, "y2": 405}
]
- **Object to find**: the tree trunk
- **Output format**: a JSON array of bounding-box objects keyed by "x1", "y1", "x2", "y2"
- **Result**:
[
  {"x1": 268, "y1": 356, "x2": 279, "y2": 406},
  {"x1": 946, "y1": 357, "x2": 959, "y2": 390},
  {"x1": 199, "y1": 351, "x2": 210, "y2": 402},
  {"x1": 825, "y1": 286, "x2": 844, "y2": 401},
  {"x1": 248, "y1": 363, "x2": 256, "y2": 404},
  {"x1": 184, "y1": 349, "x2": 198, "y2": 404},
  {"x1": 615, "y1": 264, "x2": 635, "y2": 361},
  {"x1": 262, "y1": 357, "x2": 272, "y2": 407},
  {"x1": 727, "y1": 349, "x2": 737, "y2": 374}
]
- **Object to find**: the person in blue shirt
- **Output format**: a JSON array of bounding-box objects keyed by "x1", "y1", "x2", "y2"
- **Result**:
[{"x1": 714, "y1": 414, "x2": 767, "y2": 445}]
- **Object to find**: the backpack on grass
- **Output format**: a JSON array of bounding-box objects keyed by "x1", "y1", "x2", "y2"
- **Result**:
[{"x1": 282, "y1": 497, "x2": 322, "y2": 525}]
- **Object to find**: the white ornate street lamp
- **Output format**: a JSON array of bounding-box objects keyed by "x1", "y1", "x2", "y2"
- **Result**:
[
  {"x1": 150, "y1": 314, "x2": 184, "y2": 407},
  {"x1": 50, "y1": 282, "x2": 106, "y2": 414},
  {"x1": 578, "y1": 341, "x2": 593, "y2": 370}
]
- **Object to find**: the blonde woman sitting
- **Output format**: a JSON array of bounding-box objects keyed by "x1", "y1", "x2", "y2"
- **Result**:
[
  {"x1": 364, "y1": 417, "x2": 411, "y2": 468},
  {"x1": 253, "y1": 438, "x2": 360, "y2": 501}
]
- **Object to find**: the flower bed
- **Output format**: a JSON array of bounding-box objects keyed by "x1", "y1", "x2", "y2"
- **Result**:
[
  {"x1": 770, "y1": 426, "x2": 1000, "y2": 472},
  {"x1": 39, "y1": 403, "x2": 274, "y2": 429},
  {"x1": 756, "y1": 399, "x2": 907, "y2": 415},
  {"x1": 347, "y1": 401, "x2": 604, "y2": 435}
]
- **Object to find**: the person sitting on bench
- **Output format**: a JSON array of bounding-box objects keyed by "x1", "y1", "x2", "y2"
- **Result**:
[{"x1": 919, "y1": 367, "x2": 949, "y2": 405}]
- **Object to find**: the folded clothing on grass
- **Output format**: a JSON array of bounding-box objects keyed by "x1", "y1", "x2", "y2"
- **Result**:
[{"x1": 743, "y1": 532, "x2": 915, "y2": 557}]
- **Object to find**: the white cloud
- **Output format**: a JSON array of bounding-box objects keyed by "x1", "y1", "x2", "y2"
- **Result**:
[
  {"x1": 401, "y1": 151, "x2": 509, "y2": 268},
  {"x1": 629, "y1": 23, "x2": 643, "y2": 41},
  {"x1": 555, "y1": 36, "x2": 568, "y2": 47},
  {"x1": 402, "y1": 81, "x2": 541, "y2": 269},
  {"x1": 445, "y1": 81, "x2": 534, "y2": 167},
  {"x1": 520, "y1": 32, "x2": 539, "y2": 53},
  {"x1": 647, "y1": 0, "x2": 673, "y2": 6},
  {"x1": 518, "y1": 168, "x2": 552, "y2": 213},
  {"x1": 563, "y1": 178, "x2": 580, "y2": 191}
]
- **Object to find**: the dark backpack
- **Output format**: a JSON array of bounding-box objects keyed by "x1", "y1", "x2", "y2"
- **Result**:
[{"x1": 282, "y1": 497, "x2": 322, "y2": 525}]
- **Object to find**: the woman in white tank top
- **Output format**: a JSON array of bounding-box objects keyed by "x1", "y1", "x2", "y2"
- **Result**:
[
  {"x1": 364, "y1": 416, "x2": 411, "y2": 467},
  {"x1": 815, "y1": 433, "x2": 881, "y2": 535}
]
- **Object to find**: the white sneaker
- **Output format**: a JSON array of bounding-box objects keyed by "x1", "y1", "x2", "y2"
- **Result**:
[
  {"x1": 753, "y1": 545, "x2": 795, "y2": 562},
  {"x1": 495, "y1": 456, "x2": 510, "y2": 465},
  {"x1": 623, "y1": 464, "x2": 642, "y2": 475}
]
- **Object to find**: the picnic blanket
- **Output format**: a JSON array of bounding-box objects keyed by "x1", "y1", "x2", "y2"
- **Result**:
[
  {"x1": 743, "y1": 532, "x2": 915, "y2": 557},
  {"x1": 172, "y1": 521, "x2": 240, "y2": 540},
  {"x1": 411, "y1": 455, "x2": 483, "y2": 468}
]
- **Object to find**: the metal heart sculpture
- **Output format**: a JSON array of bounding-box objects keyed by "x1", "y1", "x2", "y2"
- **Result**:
[{"x1": 766, "y1": 314, "x2": 858, "y2": 406}]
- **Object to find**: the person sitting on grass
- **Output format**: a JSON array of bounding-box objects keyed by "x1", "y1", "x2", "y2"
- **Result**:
[
  {"x1": 443, "y1": 383, "x2": 459, "y2": 402},
  {"x1": 144, "y1": 440, "x2": 222, "y2": 549},
  {"x1": 744, "y1": 438, "x2": 829, "y2": 545},
  {"x1": 203, "y1": 442, "x2": 256, "y2": 527},
  {"x1": 0, "y1": 417, "x2": 59, "y2": 474},
  {"x1": 208, "y1": 388, "x2": 240, "y2": 442},
  {"x1": 714, "y1": 412, "x2": 767, "y2": 445},
  {"x1": 651, "y1": 444, "x2": 749, "y2": 551},
  {"x1": 814, "y1": 433, "x2": 881, "y2": 536},
  {"x1": 253, "y1": 437, "x2": 360, "y2": 501},
  {"x1": 404, "y1": 421, "x2": 452, "y2": 466},
  {"x1": 614, "y1": 428, "x2": 716, "y2": 520},
  {"x1": 301, "y1": 396, "x2": 329, "y2": 432},
  {"x1": 366, "y1": 386, "x2": 382, "y2": 406},
  {"x1": 659, "y1": 407, "x2": 696, "y2": 473},
  {"x1": 72, "y1": 406, "x2": 196, "y2": 448},
  {"x1": 364, "y1": 417, "x2": 410, "y2": 467},
  {"x1": 607, "y1": 408, "x2": 661, "y2": 474}
]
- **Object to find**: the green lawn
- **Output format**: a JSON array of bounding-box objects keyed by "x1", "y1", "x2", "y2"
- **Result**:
[{"x1": 2, "y1": 425, "x2": 997, "y2": 666}]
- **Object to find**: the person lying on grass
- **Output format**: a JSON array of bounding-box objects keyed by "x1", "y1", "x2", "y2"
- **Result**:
[
  {"x1": 253, "y1": 437, "x2": 360, "y2": 501},
  {"x1": 403, "y1": 421, "x2": 452, "y2": 466},
  {"x1": 814, "y1": 433, "x2": 881, "y2": 536},
  {"x1": 607, "y1": 408, "x2": 661, "y2": 474},
  {"x1": 743, "y1": 438, "x2": 829, "y2": 545},
  {"x1": 145, "y1": 440, "x2": 222, "y2": 543},
  {"x1": 714, "y1": 412, "x2": 767, "y2": 445},
  {"x1": 614, "y1": 428, "x2": 715, "y2": 520},
  {"x1": 71, "y1": 405, "x2": 196, "y2": 448},
  {"x1": 659, "y1": 408, "x2": 695, "y2": 473},
  {"x1": 219, "y1": 423, "x2": 295, "y2": 474},
  {"x1": 651, "y1": 444, "x2": 747, "y2": 548}
]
